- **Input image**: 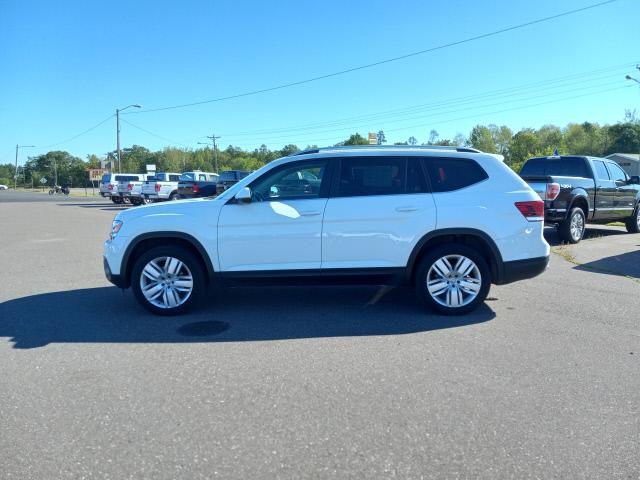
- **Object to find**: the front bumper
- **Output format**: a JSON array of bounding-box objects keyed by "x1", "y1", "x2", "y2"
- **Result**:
[
  {"x1": 103, "y1": 256, "x2": 125, "y2": 288},
  {"x1": 499, "y1": 256, "x2": 549, "y2": 284}
]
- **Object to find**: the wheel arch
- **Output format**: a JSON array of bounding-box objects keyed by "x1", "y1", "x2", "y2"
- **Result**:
[
  {"x1": 120, "y1": 232, "x2": 215, "y2": 289},
  {"x1": 406, "y1": 229, "x2": 504, "y2": 285},
  {"x1": 568, "y1": 193, "x2": 589, "y2": 220}
]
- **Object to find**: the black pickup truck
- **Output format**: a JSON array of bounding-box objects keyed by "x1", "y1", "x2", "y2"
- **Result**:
[{"x1": 520, "y1": 155, "x2": 640, "y2": 243}]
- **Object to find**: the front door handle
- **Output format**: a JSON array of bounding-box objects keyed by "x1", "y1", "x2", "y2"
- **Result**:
[
  {"x1": 300, "y1": 211, "x2": 321, "y2": 216},
  {"x1": 395, "y1": 206, "x2": 418, "y2": 212}
]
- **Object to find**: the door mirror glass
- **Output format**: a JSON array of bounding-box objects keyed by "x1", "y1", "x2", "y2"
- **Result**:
[
  {"x1": 234, "y1": 187, "x2": 252, "y2": 203},
  {"x1": 629, "y1": 175, "x2": 640, "y2": 185}
]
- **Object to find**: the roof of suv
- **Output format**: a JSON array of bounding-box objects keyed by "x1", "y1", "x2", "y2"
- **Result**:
[{"x1": 291, "y1": 145, "x2": 482, "y2": 156}]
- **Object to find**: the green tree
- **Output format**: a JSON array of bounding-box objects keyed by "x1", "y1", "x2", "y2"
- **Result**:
[
  {"x1": 469, "y1": 125, "x2": 496, "y2": 153},
  {"x1": 508, "y1": 129, "x2": 541, "y2": 171},
  {"x1": 376, "y1": 130, "x2": 386, "y2": 145},
  {"x1": 407, "y1": 136, "x2": 418, "y2": 145},
  {"x1": 340, "y1": 133, "x2": 370, "y2": 146},
  {"x1": 605, "y1": 122, "x2": 640, "y2": 155}
]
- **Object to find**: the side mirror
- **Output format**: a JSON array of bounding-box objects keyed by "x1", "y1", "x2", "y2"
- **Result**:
[
  {"x1": 629, "y1": 175, "x2": 640, "y2": 185},
  {"x1": 234, "y1": 187, "x2": 252, "y2": 203}
]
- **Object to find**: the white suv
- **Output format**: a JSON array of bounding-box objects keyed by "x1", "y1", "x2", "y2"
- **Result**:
[{"x1": 103, "y1": 146, "x2": 550, "y2": 316}]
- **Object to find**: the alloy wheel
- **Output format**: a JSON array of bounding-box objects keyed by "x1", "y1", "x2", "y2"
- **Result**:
[
  {"x1": 140, "y1": 256, "x2": 194, "y2": 309},
  {"x1": 426, "y1": 254, "x2": 482, "y2": 308}
]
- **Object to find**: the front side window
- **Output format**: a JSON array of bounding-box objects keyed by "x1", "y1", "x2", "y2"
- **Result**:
[
  {"x1": 425, "y1": 157, "x2": 488, "y2": 192},
  {"x1": 606, "y1": 162, "x2": 627, "y2": 183},
  {"x1": 592, "y1": 161, "x2": 610, "y2": 180},
  {"x1": 250, "y1": 160, "x2": 327, "y2": 201},
  {"x1": 180, "y1": 173, "x2": 195, "y2": 181},
  {"x1": 337, "y1": 157, "x2": 406, "y2": 197}
]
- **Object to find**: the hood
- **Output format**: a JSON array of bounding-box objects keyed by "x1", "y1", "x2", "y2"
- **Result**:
[{"x1": 114, "y1": 196, "x2": 222, "y2": 222}]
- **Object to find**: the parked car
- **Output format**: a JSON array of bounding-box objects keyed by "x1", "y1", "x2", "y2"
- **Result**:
[
  {"x1": 117, "y1": 174, "x2": 150, "y2": 206},
  {"x1": 100, "y1": 173, "x2": 146, "y2": 204},
  {"x1": 0, "y1": 184, "x2": 8, "y2": 190},
  {"x1": 215, "y1": 170, "x2": 251, "y2": 195},
  {"x1": 520, "y1": 155, "x2": 640, "y2": 243},
  {"x1": 177, "y1": 171, "x2": 219, "y2": 199},
  {"x1": 141, "y1": 172, "x2": 181, "y2": 202},
  {"x1": 104, "y1": 145, "x2": 549, "y2": 316}
]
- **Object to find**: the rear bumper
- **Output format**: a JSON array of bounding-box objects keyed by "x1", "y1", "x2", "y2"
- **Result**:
[
  {"x1": 498, "y1": 256, "x2": 549, "y2": 284},
  {"x1": 544, "y1": 208, "x2": 567, "y2": 223}
]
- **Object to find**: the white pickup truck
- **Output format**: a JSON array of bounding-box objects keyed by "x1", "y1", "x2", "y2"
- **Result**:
[
  {"x1": 141, "y1": 172, "x2": 181, "y2": 202},
  {"x1": 117, "y1": 174, "x2": 149, "y2": 205}
]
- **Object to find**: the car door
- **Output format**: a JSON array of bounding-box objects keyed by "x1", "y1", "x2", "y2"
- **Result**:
[
  {"x1": 606, "y1": 161, "x2": 636, "y2": 219},
  {"x1": 217, "y1": 159, "x2": 331, "y2": 272},
  {"x1": 591, "y1": 160, "x2": 616, "y2": 221},
  {"x1": 321, "y1": 156, "x2": 436, "y2": 270}
]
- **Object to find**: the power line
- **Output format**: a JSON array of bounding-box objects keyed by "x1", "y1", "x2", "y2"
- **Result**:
[
  {"x1": 220, "y1": 79, "x2": 627, "y2": 143},
  {"x1": 120, "y1": 119, "x2": 190, "y2": 147},
  {"x1": 37, "y1": 114, "x2": 115, "y2": 149},
  {"x1": 129, "y1": 0, "x2": 620, "y2": 114},
  {"x1": 219, "y1": 68, "x2": 633, "y2": 139},
  {"x1": 280, "y1": 84, "x2": 633, "y2": 146}
]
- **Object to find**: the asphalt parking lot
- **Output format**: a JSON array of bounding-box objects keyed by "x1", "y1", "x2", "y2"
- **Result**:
[{"x1": 1, "y1": 190, "x2": 638, "y2": 479}]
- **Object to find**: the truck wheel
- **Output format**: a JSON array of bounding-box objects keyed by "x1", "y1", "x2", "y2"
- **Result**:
[
  {"x1": 625, "y1": 206, "x2": 640, "y2": 234},
  {"x1": 131, "y1": 246, "x2": 205, "y2": 316},
  {"x1": 169, "y1": 192, "x2": 178, "y2": 201},
  {"x1": 558, "y1": 207, "x2": 585, "y2": 244},
  {"x1": 415, "y1": 244, "x2": 491, "y2": 316}
]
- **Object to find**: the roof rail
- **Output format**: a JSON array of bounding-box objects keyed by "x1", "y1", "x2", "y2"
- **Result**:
[{"x1": 290, "y1": 145, "x2": 482, "y2": 156}]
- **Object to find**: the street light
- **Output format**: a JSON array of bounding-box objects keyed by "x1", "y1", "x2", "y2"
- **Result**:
[
  {"x1": 626, "y1": 74, "x2": 640, "y2": 85},
  {"x1": 14, "y1": 144, "x2": 35, "y2": 190},
  {"x1": 116, "y1": 104, "x2": 142, "y2": 173}
]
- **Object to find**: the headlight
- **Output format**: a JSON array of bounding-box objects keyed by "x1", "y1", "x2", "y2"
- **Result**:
[{"x1": 110, "y1": 219, "x2": 123, "y2": 240}]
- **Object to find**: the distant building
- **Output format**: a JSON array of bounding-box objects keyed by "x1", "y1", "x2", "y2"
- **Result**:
[{"x1": 606, "y1": 153, "x2": 640, "y2": 176}]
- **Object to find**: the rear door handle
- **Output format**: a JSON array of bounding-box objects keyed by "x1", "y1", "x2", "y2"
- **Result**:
[
  {"x1": 300, "y1": 211, "x2": 321, "y2": 216},
  {"x1": 395, "y1": 206, "x2": 418, "y2": 212}
]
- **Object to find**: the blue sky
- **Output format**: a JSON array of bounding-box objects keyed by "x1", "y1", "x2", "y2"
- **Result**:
[{"x1": 1, "y1": 0, "x2": 639, "y2": 164}]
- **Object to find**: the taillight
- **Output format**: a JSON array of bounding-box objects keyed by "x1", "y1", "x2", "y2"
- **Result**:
[
  {"x1": 546, "y1": 182, "x2": 560, "y2": 201},
  {"x1": 515, "y1": 201, "x2": 544, "y2": 221},
  {"x1": 193, "y1": 184, "x2": 200, "y2": 193},
  {"x1": 108, "y1": 184, "x2": 113, "y2": 190},
  {"x1": 128, "y1": 183, "x2": 133, "y2": 191},
  {"x1": 155, "y1": 183, "x2": 161, "y2": 192}
]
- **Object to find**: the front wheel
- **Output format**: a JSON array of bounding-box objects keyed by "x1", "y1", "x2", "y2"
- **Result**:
[
  {"x1": 48, "y1": 189, "x2": 54, "y2": 195},
  {"x1": 415, "y1": 245, "x2": 491, "y2": 316},
  {"x1": 131, "y1": 246, "x2": 206, "y2": 315},
  {"x1": 558, "y1": 207, "x2": 585, "y2": 244},
  {"x1": 626, "y1": 207, "x2": 640, "y2": 234}
]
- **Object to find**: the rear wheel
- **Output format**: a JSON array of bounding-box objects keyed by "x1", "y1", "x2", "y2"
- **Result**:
[
  {"x1": 169, "y1": 192, "x2": 178, "y2": 201},
  {"x1": 625, "y1": 206, "x2": 640, "y2": 234},
  {"x1": 558, "y1": 207, "x2": 585, "y2": 244},
  {"x1": 415, "y1": 244, "x2": 491, "y2": 316},
  {"x1": 131, "y1": 246, "x2": 206, "y2": 315}
]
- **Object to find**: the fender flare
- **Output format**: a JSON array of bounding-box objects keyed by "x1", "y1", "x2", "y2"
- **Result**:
[
  {"x1": 406, "y1": 228, "x2": 504, "y2": 283},
  {"x1": 120, "y1": 231, "x2": 215, "y2": 288}
]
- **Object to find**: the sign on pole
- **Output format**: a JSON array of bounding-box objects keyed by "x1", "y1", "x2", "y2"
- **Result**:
[
  {"x1": 39, "y1": 177, "x2": 47, "y2": 185},
  {"x1": 88, "y1": 169, "x2": 106, "y2": 182},
  {"x1": 368, "y1": 132, "x2": 377, "y2": 145}
]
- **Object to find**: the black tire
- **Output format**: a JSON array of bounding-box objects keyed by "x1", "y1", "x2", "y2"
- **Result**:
[
  {"x1": 415, "y1": 244, "x2": 491, "y2": 316},
  {"x1": 112, "y1": 197, "x2": 123, "y2": 204},
  {"x1": 131, "y1": 245, "x2": 206, "y2": 316},
  {"x1": 48, "y1": 189, "x2": 54, "y2": 195},
  {"x1": 558, "y1": 207, "x2": 585, "y2": 244},
  {"x1": 625, "y1": 206, "x2": 640, "y2": 234},
  {"x1": 169, "y1": 192, "x2": 178, "y2": 201}
]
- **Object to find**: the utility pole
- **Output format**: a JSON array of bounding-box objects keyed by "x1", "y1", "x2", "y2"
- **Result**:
[
  {"x1": 115, "y1": 104, "x2": 142, "y2": 173},
  {"x1": 207, "y1": 134, "x2": 221, "y2": 173},
  {"x1": 14, "y1": 144, "x2": 35, "y2": 190}
]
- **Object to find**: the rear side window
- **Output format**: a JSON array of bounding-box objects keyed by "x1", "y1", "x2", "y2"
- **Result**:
[
  {"x1": 592, "y1": 161, "x2": 610, "y2": 180},
  {"x1": 169, "y1": 174, "x2": 180, "y2": 182},
  {"x1": 424, "y1": 157, "x2": 488, "y2": 192},
  {"x1": 337, "y1": 157, "x2": 406, "y2": 197},
  {"x1": 520, "y1": 157, "x2": 590, "y2": 177}
]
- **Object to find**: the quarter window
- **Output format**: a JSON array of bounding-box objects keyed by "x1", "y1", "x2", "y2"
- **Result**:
[
  {"x1": 250, "y1": 160, "x2": 327, "y2": 201},
  {"x1": 424, "y1": 157, "x2": 488, "y2": 192}
]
